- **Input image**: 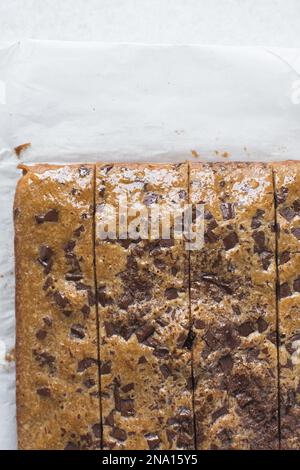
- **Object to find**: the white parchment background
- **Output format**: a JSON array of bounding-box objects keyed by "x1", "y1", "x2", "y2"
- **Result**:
[{"x1": 0, "y1": 39, "x2": 300, "y2": 449}]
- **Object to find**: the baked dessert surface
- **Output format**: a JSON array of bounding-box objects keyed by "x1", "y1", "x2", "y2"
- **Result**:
[
  {"x1": 190, "y1": 162, "x2": 278, "y2": 449},
  {"x1": 14, "y1": 164, "x2": 100, "y2": 450},
  {"x1": 14, "y1": 160, "x2": 300, "y2": 450},
  {"x1": 95, "y1": 163, "x2": 194, "y2": 450},
  {"x1": 273, "y1": 161, "x2": 300, "y2": 450}
]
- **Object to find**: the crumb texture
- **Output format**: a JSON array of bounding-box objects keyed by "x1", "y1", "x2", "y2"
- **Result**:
[
  {"x1": 14, "y1": 164, "x2": 101, "y2": 450},
  {"x1": 190, "y1": 163, "x2": 279, "y2": 450},
  {"x1": 95, "y1": 163, "x2": 194, "y2": 450}
]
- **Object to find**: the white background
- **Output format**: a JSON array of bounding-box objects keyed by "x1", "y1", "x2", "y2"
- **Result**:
[{"x1": 0, "y1": 0, "x2": 300, "y2": 47}]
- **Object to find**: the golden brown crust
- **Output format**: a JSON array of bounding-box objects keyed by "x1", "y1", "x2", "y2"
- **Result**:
[
  {"x1": 95, "y1": 162, "x2": 194, "y2": 450},
  {"x1": 190, "y1": 162, "x2": 278, "y2": 450},
  {"x1": 14, "y1": 164, "x2": 100, "y2": 450}
]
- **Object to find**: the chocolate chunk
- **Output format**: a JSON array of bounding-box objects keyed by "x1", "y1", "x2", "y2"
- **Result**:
[
  {"x1": 36, "y1": 387, "x2": 51, "y2": 397},
  {"x1": 105, "y1": 411, "x2": 115, "y2": 427},
  {"x1": 260, "y1": 250, "x2": 273, "y2": 270},
  {"x1": 138, "y1": 356, "x2": 147, "y2": 364},
  {"x1": 98, "y1": 286, "x2": 112, "y2": 307},
  {"x1": 201, "y1": 274, "x2": 233, "y2": 295},
  {"x1": 252, "y1": 231, "x2": 266, "y2": 252},
  {"x1": 36, "y1": 329, "x2": 47, "y2": 340},
  {"x1": 78, "y1": 166, "x2": 91, "y2": 177},
  {"x1": 182, "y1": 330, "x2": 196, "y2": 350},
  {"x1": 279, "y1": 207, "x2": 295, "y2": 222},
  {"x1": 101, "y1": 164, "x2": 113, "y2": 174},
  {"x1": 92, "y1": 423, "x2": 101, "y2": 438},
  {"x1": 88, "y1": 290, "x2": 96, "y2": 306},
  {"x1": 33, "y1": 350, "x2": 56, "y2": 373},
  {"x1": 110, "y1": 427, "x2": 127, "y2": 441},
  {"x1": 165, "y1": 287, "x2": 178, "y2": 300},
  {"x1": 81, "y1": 304, "x2": 90, "y2": 318},
  {"x1": 83, "y1": 378, "x2": 95, "y2": 389},
  {"x1": 143, "y1": 192, "x2": 158, "y2": 206},
  {"x1": 70, "y1": 324, "x2": 85, "y2": 339},
  {"x1": 64, "y1": 240, "x2": 76, "y2": 253},
  {"x1": 292, "y1": 199, "x2": 300, "y2": 213},
  {"x1": 53, "y1": 291, "x2": 69, "y2": 308},
  {"x1": 64, "y1": 441, "x2": 79, "y2": 450},
  {"x1": 279, "y1": 251, "x2": 290, "y2": 265},
  {"x1": 223, "y1": 232, "x2": 238, "y2": 251},
  {"x1": 220, "y1": 203, "x2": 235, "y2": 220},
  {"x1": 100, "y1": 361, "x2": 112, "y2": 375},
  {"x1": 43, "y1": 316, "x2": 53, "y2": 327},
  {"x1": 154, "y1": 258, "x2": 166, "y2": 270},
  {"x1": 276, "y1": 186, "x2": 288, "y2": 205},
  {"x1": 122, "y1": 383, "x2": 134, "y2": 393},
  {"x1": 219, "y1": 354, "x2": 233, "y2": 372},
  {"x1": 212, "y1": 406, "x2": 228, "y2": 423},
  {"x1": 257, "y1": 317, "x2": 268, "y2": 332},
  {"x1": 160, "y1": 364, "x2": 171, "y2": 378},
  {"x1": 38, "y1": 245, "x2": 54, "y2": 274},
  {"x1": 35, "y1": 209, "x2": 59, "y2": 224},
  {"x1": 293, "y1": 277, "x2": 300, "y2": 292},
  {"x1": 291, "y1": 227, "x2": 300, "y2": 240},
  {"x1": 120, "y1": 399, "x2": 135, "y2": 417},
  {"x1": 104, "y1": 322, "x2": 116, "y2": 337},
  {"x1": 77, "y1": 357, "x2": 97, "y2": 372},
  {"x1": 238, "y1": 321, "x2": 255, "y2": 337},
  {"x1": 145, "y1": 433, "x2": 160, "y2": 449},
  {"x1": 232, "y1": 305, "x2": 241, "y2": 316},
  {"x1": 73, "y1": 225, "x2": 85, "y2": 237},
  {"x1": 205, "y1": 230, "x2": 219, "y2": 244},
  {"x1": 178, "y1": 189, "x2": 186, "y2": 199},
  {"x1": 136, "y1": 324, "x2": 155, "y2": 343},
  {"x1": 43, "y1": 277, "x2": 54, "y2": 290},
  {"x1": 280, "y1": 282, "x2": 292, "y2": 299}
]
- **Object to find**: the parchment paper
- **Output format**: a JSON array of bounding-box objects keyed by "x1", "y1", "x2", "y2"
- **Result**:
[{"x1": 0, "y1": 39, "x2": 300, "y2": 449}]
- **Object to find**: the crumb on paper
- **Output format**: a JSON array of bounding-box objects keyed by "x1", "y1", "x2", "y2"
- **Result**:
[
  {"x1": 221, "y1": 151, "x2": 230, "y2": 158},
  {"x1": 191, "y1": 149, "x2": 199, "y2": 158},
  {"x1": 5, "y1": 348, "x2": 15, "y2": 363},
  {"x1": 214, "y1": 150, "x2": 231, "y2": 158},
  {"x1": 14, "y1": 142, "x2": 31, "y2": 158}
]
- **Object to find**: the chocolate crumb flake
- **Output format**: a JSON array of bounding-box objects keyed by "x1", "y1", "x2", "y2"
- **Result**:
[
  {"x1": 36, "y1": 387, "x2": 51, "y2": 397},
  {"x1": 73, "y1": 225, "x2": 85, "y2": 237},
  {"x1": 53, "y1": 291, "x2": 69, "y2": 308},
  {"x1": 238, "y1": 321, "x2": 255, "y2": 337},
  {"x1": 36, "y1": 329, "x2": 47, "y2": 340},
  {"x1": 111, "y1": 427, "x2": 127, "y2": 441},
  {"x1": 212, "y1": 406, "x2": 228, "y2": 423},
  {"x1": 136, "y1": 324, "x2": 155, "y2": 343},
  {"x1": 92, "y1": 423, "x2": 101, "y2": 438},
  {"x1": 145, "y1": 433, "x2": 160, "y2": 449},
  {"x1": 35, "y1": 209, "x2": 59, "y2": 224},
  {"x1": 291, "y1": 227, "x2": 300, "y2": 240},
  {"x1": 223, "y1": 232, "x2": 238, "y2": 251},
  {"x1": 219, "y1": 354, "x2": 234, "y2": 372},
  {"x1": 77, "y1": 357, "x2": 97, "y2": 372},
  {"x1": 70, "y1": 324, "x2": 85, "y2": 339},
  {"x1": 84, "y1": 378, "x2": 95, "y2": 389},
  {"x1": 164, "y1": 287, "x2": 178, "y2": 300},
  {"x1": 279, "y1": 282, "x2": 292, "y2": 299}
]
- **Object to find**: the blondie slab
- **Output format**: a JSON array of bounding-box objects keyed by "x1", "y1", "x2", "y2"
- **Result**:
[
  {"x1": 14, "y1": 164, "x2": 100, "y2": 450},
  {"x1": 190, "y1": 162, "x2": 278, "y2": 450},
  {"x1": 95, "y1": 163, "x2": 194, "y2": 450},
  {"x1": 273, "y1": 161, "x2": 300, "y2": 449}
]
